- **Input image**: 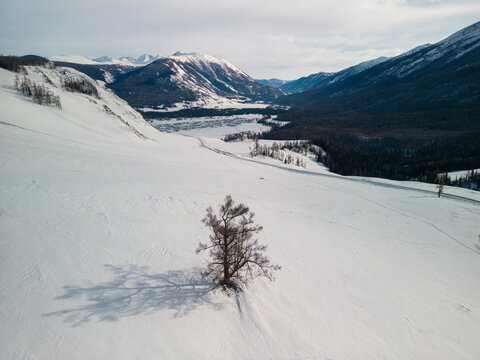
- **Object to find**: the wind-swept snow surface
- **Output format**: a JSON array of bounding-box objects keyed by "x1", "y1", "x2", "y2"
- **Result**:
[{"x1": 0, "y1": 66, "x2": 479, "y2": 360}]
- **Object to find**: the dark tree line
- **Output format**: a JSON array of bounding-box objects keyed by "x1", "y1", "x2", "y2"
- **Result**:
[
  {"x1": 308, "y1": 132, "x2": 480, "y2": 188},
  {"x1": 223, "y1": 131, "x2": 259, "y2": 142},
  {"x1": 63, "y1": 78, "x2": 99, "y2": 98},
  {"x1": 0, "y1": 55, "x2": 51, "y2": 73}
]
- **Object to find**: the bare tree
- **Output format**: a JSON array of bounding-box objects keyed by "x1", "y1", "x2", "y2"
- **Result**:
[
  {"x1": 437, "y1": 174, "x2": 446, "y2": 197},
  {"x1": 14, "y1": 74, "x2": 20, "y2": 90},
  {"x1": 196, "y1": 195, "x2": 280, "y2": 292},
  {"x1": 249, "y1": 137, "x2": 261, "y2": 158}
]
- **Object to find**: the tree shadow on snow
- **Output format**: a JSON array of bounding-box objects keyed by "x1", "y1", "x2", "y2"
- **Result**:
[{"x1": 43, "y1": 265, "x2": 217, "y2": 326}]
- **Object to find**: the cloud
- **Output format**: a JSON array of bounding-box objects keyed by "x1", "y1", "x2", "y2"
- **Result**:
[{"x1": 0, "y1": 0, "x2": 479, "y2": 78}]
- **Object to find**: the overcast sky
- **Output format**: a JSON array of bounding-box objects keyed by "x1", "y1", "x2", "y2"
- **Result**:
[{"x1": 1, "y1": 0, "x2": 479, "y2": 79}]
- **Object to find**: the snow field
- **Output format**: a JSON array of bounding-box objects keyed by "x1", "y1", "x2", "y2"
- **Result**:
[{"x1": 1, "y1": 66, "x2": 479, "y2": 360}]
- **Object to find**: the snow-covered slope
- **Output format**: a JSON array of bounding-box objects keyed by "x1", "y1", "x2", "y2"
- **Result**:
[
  {"x1": 1, "y1": 65, "x2": 480, "y2": 360},
  {"x1": 0, "y1": 65, "x2": 157, "y2": 142},
  {"x1": 109, "y1": 52, "x2": 283, "y2": 110}
]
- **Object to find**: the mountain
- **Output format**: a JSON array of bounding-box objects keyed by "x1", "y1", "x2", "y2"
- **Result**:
[
  {"x1": 267, "y1": 21, "x2": 480, "y2": 180},
  {"x1": 279, "y1": 57, "x2": 389, "y2": 94},
  {"x1": 108, "y1": 53, "x2": 284, "y2": 111},
  {"x1": 50, "y1": 54, "x2": 162, "y2": 84},
  {"x1": 50, "y1": 61, "x2": 137, "y2": 84},
  {"x1": 255, "y1": 78, "x2": 291, "y2": 88},
  {"x1": 134, "y1": 54, "x2": 161, "y2": 65},
  {"x1": 278, "y1": 21, "x2": 480, "y2": 127}
]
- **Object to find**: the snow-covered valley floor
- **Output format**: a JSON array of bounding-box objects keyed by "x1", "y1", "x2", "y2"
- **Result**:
[{"x1": 1, "y1": 66, "x2": 479, "y2": 360}]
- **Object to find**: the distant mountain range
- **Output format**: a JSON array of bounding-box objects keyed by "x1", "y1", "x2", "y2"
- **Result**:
[
  {"x1": 50, "y1": 54, "x2": 161, "y2": 66},
  {"x1": 280, "y1": 21, "x2": 480, "y2": 116},
  {"x1": 92, "y1": 54, "x2": 162, "y2": 65},
  {"x1": 51, "y1": 52, "x2": 283, "y2": 111},
  {"x1": 50, "y1": 21, "x2": 479, "y2": 126}
]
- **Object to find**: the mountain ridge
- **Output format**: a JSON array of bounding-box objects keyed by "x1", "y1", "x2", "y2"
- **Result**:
[
  {"x1": 265, "y1": 21, "x2": 480, "y2": 181},
  {"x1": 281, "y1": 21, "x2": 480, "y2": 110},
  {"x1": 50, "y1": 54, "x2": 162, "y2": 66},
  {"x1": 108, "y1": 53, "x2": 284, "y2": 110},
  {"x1": 279, "y1": 56, "x2": 389, "y2": 94}
]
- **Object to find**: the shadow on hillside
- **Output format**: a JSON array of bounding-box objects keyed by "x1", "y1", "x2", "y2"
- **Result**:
[{"x1": 43, "y1": 264, "x2": 216, "y2": 326}]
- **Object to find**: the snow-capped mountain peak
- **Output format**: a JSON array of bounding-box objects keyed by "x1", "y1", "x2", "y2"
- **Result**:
[
  {"x1": 134, "y1": 54, "x2": 162, "y2": 65},
  {"x1": 108, "y1": 52, "x2": 283, "y2": 109},
  {"x1": 167, "y1": 52, "x2": 238, "y2": 71}
]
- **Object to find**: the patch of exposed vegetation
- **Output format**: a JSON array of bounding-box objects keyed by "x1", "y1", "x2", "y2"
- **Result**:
[{"x1": 14, "y1": 75, "x2": 61, "y2": 109}]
